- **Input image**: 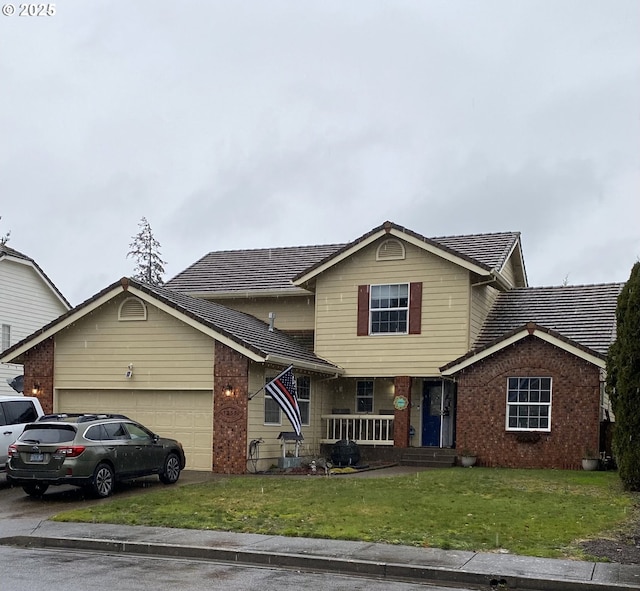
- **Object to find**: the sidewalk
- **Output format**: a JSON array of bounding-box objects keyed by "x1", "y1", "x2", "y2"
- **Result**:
[{"x1": 1, "y1": 518, "x2": 639, "y2": 590}]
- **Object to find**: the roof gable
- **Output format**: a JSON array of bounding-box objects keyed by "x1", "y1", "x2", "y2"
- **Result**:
[
  {"x1": 164, "y1": 222, "x2": 526, "y2": 296},
  {"x1": 0, "y1": 244, "x2": 71, "y2": 309},
  {"x1": 442, "y1": 282, "x2": 623, "y2": 374},
  {"x1": 474, "y1": 283, "x2": 623, "y2": 355},
  {"x1": 0, "y1": 277, "x2": 341, "y2": 375}
]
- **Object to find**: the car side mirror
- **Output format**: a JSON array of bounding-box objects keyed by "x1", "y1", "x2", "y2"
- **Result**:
[{"x1": 153, "y1": 434, "x2": 160, "y2": 443}]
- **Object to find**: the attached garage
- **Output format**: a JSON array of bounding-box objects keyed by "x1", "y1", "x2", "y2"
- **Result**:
[{"x1": 57, "y1": 389, "x2": 214, "y2": 471}]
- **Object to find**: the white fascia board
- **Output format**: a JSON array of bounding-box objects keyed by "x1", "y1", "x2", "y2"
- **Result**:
[
  {"x1": 534, "y1": 331, "x2": 605, "y2": 368},
  {"x1": 2, "y1": 255, "x2": 70, "y2": 309},
  {"x1": 265, "y1": 353, "x2": 345, "y2": 376},
  {"x1": 293, "y1": 227, "x2": 494, "y2": 287},
  {"x1": 126, "y1": 286, "x2": 266, "y2": 363},
  {"x1": 292, "y1": 232, "x2": 383, "y2": 286},
  {"x1": 0, "y1": 289, "x2": 119, "y2": 363},
  {"x1": 442, "y1": 328, "x2": 605, "y2": 376},
  {"x1": 388, "y1": 229, "x2": 492, "y2": 277},
  {"x1": 497, "y1": 239, "x2": 528, "y2": 288}
]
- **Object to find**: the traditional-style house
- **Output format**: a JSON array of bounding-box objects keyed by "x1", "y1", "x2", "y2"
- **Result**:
[
  {"x1": 0, "y1": 222, "x2": 621, "y2": 473},
  {"x1": 0, "y1": 244, "x2": 71, "y2": 396}
]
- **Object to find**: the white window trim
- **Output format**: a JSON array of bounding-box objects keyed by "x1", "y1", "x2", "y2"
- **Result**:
[
  {"x1": 505, "y1": 377, "x2": 552, "y2": 432},
  {"x1": 297, "y1": 376, "x2": 311, "y2": 426},
  {"x1": 356, "y1": 380, "x2": 374, "y2": 414},
  {"x1": 369, "y1": 283, "x2": 409, "y2": 335}
]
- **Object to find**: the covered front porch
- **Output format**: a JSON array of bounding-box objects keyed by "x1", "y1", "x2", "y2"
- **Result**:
[{"x1": 319, "y1": 377, "x2": 456, "y2": 449}]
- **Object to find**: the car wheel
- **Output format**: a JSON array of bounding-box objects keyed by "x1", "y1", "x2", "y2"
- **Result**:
[
  {"x1": 159, "y1": 452, "x2": 181, "y2": 484},
  {"x1": 22, "y1": 482, "x2": 49, "y2": 497},
  {"x1": 90, "y1": 463, "x2": 115, "y2": 498}
]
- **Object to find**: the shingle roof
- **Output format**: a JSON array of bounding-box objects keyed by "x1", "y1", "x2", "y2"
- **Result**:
[
  {"x1": 166, "y1": 244, "x2": 345, "y2": 293},
  {"x1": 430, "y1": 231, "x2": 521, "y2": 273},
  {"x1": 0, "y1": 277, "x2": 339, "y2": 373},
  {"x1": 474, "y1": 283, "x2": 624, "y2": 355},
  {"x1": 166, "y1": 222, "x2": 523, "y2": 294},
  {"x1": 137, "y1": 280, "x2": 338, "y2": 368}
]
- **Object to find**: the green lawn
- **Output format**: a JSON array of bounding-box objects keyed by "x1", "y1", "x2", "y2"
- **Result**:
[{"x1": 53, "y1": 468, "x2": 638, "y2": 559}]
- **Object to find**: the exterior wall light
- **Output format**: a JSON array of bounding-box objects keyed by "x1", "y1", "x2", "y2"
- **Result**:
[{"x1": 223, "y1": 384, "x2": 234, "y2": 397}]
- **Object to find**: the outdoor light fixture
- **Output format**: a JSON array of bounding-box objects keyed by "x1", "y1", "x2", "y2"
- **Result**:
[
  {"x1": 125, "y1": 363, "x2": 134, "y2": 379},
  {"x1": 31, "y1": 383, "x2": 41, "y2": 395},
  {"x1": 223, "y1": 384, "x2": 234, "y2": 397}
]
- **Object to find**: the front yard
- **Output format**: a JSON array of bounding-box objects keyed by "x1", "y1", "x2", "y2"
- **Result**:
[{"x1": 53, "y1": 468, "x2": 638, "y2": 560}]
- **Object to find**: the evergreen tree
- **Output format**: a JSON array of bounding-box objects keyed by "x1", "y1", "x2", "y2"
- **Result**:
[
  {"x1": 0, "y1": 216, "x2": 10, "y2": 246},
  {"x1": 607, "y1": 261, "x2": 640, "y2": 490},
  {"x1": 127, "y1": 217, "x2": 167, "y2": 285}
]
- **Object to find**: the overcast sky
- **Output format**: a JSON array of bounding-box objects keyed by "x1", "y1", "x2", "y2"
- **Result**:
[{"x1": 1, "y1": 0, "x2": 638, "y2": 306}]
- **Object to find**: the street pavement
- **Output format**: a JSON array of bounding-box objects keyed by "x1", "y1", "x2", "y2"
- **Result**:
[{"x1": 1, "y1": 468, "x2": 639, "y2": 590}]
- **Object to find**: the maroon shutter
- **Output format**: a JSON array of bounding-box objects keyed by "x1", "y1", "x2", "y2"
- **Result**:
[
  {"x1": 408, "y1": 282, "x2": 422, "y2": 334},
  {"x1": 357, "y1": 285, "x2": 370, "y2": 336}
]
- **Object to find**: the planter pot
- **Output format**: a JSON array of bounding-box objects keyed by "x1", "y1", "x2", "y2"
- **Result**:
[
  {"x1": 582, "y1": 458, "x2": 600, "y2": 471},
  {"x1": 459, "y1": 455, "x2": 477, "y2": 467}
]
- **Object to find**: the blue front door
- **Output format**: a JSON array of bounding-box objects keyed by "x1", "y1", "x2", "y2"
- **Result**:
[{"x1": 422, "y1": 381, "x2": 442, "y2": 447}]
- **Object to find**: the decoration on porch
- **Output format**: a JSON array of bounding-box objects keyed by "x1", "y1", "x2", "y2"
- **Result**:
[{"x1": 393, "y1": 395, "x2": 408, "y2": 410}]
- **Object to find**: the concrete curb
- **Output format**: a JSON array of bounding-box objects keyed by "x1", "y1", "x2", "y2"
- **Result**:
[{"x1": 1, "y1": 535, "x2": 637, "y2": 591}]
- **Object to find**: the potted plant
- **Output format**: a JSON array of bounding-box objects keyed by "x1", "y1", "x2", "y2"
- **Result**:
[
  {"x1": 458, "y1": 449, "x2": 477, "y2": 467},
  {"x1": 582, "y1": 449, "x2": 600, "y2": 471}
]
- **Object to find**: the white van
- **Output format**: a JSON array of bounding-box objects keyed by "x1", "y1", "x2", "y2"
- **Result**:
[{"x1": 0, "y1": 396, "x2": 44, "y2": 469}]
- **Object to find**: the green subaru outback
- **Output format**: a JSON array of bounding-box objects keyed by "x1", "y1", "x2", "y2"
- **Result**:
[{"x1": 6, "y1": 413, "x2": 186, "y2": 498}]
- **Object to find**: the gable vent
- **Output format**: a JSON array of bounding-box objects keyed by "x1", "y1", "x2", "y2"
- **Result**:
[
  {"x1": 118, "y1": 297, "x2": 147, "y2": 321},
  {"x1": 376, "y1": 239, "x2": 405, "y2": 261}
]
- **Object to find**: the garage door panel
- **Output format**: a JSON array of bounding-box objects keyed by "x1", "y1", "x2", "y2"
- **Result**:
[{"x1": 57, "y1": 390, "x2": 213, "y2": 471}]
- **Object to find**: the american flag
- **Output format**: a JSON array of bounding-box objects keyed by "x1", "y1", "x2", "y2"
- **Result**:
[{"x1": 265, "y1": 366, "x2": 302, "y2": 436}]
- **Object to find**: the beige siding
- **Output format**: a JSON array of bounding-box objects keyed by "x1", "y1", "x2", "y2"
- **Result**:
[
  {"x1": 470, "y1": 284, "x2": 499, "y2": 346},
  {"x1": 55, "y1": 293, "x2": 215, "y2": 390},
  {"x1": 246, "y1": 363, "x2": 333, "y2": 470},
  {"x1": 314, "y1": 240, "x2": 471, "y2": 376},
  {"x1": 209, "y1": 295, "x2": 315, "y2": 331},
  {"x1": 56, "y1": 389, "x2": 213, "y2": 471},
  {"x1": 500, "y1": 255, "x2": 517, "y2": 287}
]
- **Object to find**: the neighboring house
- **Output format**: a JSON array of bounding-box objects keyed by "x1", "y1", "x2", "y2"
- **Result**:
[
  {"x1": 0, "y1": 222, "x2": 622, "y2": 473},
  {"x1": 0, "y1": 244, "x2": 71, "y2": 396}
]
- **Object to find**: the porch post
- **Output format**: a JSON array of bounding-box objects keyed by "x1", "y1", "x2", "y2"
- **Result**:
[{"x1": 393, "y1": 376, "x2": 412, "y2": 448}]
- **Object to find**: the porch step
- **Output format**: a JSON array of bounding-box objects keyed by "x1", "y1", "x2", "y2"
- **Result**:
[{"x1": 400, "y1": 448, "x2": 457, "y2": 468}]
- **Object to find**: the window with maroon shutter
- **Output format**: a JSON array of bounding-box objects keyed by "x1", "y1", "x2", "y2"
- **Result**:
[
  {"x1": 409, "y1": 282, "x2": 422, "y2": 334},
  {"x1": 357, "y1": 285, "x2": 369, "y2": 336},
  {"x1": 358, "y1": 282, "x2": 422, "y2": 335}
]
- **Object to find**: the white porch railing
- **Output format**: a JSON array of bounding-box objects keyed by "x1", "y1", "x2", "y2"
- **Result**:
[{"x1": 321, "y1": 414, "x2": 394, "y2": 446}]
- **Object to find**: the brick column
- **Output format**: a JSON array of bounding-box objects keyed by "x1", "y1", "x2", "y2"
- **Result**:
[
  {"x1": 23, "y1": 338, "x2": 54, "y2": 414},
  {"x1": 393, "y1": 376, "x2": 412, "y2": 448},
  {"x1": 212, "y1": 342, "x2": 249, "y2": 474}
]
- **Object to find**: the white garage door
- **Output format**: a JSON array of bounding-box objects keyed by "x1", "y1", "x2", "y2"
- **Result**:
[{"x1": 56, "y1": 390, "x2": 213, "y2": 471}]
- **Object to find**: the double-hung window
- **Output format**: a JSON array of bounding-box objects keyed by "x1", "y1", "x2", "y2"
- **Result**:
[
  {"x1": 297, "y1": 376, "x2": 310, "y2": 425},
  {"x1": 264, "y1": 377, "x2": 281, "y2": 425},
  {"x1": 356, "y1": 380, "x2": 374, "y2": 413},
  {"x1": 506, "y1": 377, "x2": 552, "y2": 431},
  {"x1": 370, "y1": 284, "x2": 408, "y2": 334}
]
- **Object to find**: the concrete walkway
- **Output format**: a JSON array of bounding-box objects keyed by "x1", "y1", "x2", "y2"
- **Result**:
[{"x1": 1, "y1": 469, "x2": 639, "y2": 590}]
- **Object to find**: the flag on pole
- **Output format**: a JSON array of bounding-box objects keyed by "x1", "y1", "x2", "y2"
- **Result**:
[{"x1": 265, "y1": 366, "x2": 302, "y2": 437}]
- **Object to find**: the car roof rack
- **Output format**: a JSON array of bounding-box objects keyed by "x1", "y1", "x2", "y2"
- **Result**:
[{"x1": 37, "y1": 413, "x2": 131, "y2": 423}]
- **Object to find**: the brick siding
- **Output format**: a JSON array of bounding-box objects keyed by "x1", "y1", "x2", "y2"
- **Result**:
[
  {"x1": 455, "y1": 336, "x2": 601, "y2": 470},
  {"x1": 212, "y1": 342, "x2": 249, "y2": 474},
  {"x1": 22, "y1": 338, "x2": 54, "y2": 414},
  {"x1": 393, "y1": 376, "x2": 412, "y2": 448}
]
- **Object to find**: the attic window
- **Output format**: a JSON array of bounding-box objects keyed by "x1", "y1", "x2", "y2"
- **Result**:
[
  {"x1": 118, "y1": 297, "x2": 147, "y2": 321},
  {"x1": 376, "y1": 239, "x2": 405, "y2": 261}
]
